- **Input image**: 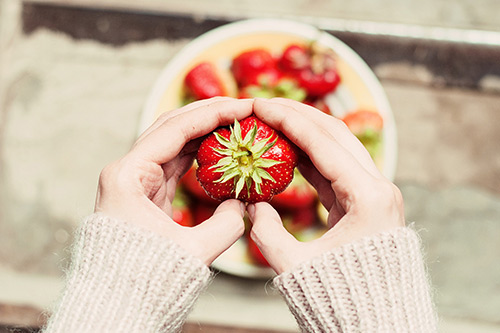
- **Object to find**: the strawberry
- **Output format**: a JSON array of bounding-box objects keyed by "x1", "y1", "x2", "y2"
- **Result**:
[
  {"x1": 180, "y1": 166, "x2": 220, "y2": 204},
  {"x1": 238, "y1": 77, "x2": 306, "y2": 102},
  {"x1": 270, "y1": 170, "x2": 316, "y2": 210},
  {"x1": 247, "y1": 236, "x2": 270, "y2": 267},
  {"x1": 172, "y1": 189, "x2": 194, "y2": 227},
  {"x1": 279, "y1": 43, "x2": 341, "y2": 97},
  {"x1": 196, "y1": 116, "x2": 298, "y2": 203},
  {"x1": 342, "y1": 110, "x2": 384, "y2": 159},
  {"x1": 282, "y1": 204, "x2": 317, "y2": 234},
  {"x1": 192, "y1": 201, "x2": 217, "y2": 226},
  {"x1": 231, "y1": 49, "x2": 276, "y2": 87},
  {"x1": 342, "y1": 110, "x2": 383, "y2": 134},
  {"x1": 184, "y1": 62, "x2": 226, "y2": 100},
  {"x1": 304, "y1": 98, "x2": 331, "y2": 115}
]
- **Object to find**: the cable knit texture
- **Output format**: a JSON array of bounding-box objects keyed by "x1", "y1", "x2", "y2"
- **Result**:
[
  {"x1": 43, "y1": 214, "x2": 212, "y2": 333},
  {"x1": 274, "y1": 227, "x2": 437, "y2": 333}
]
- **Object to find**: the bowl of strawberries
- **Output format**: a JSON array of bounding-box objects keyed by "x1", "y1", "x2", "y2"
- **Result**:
[{"x1": 140, "y1": 19, "x2": 397, "y2": 278}]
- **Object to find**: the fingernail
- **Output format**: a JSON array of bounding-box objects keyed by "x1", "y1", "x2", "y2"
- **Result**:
[
  {"x1": 239, "y1": 201, "x2": 246, "y2": 216},
  {"x1": 247, "y1": 204, "x2": 256, "y2": 220}
]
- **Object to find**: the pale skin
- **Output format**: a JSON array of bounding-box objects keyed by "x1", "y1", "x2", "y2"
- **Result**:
[
  {"x1": 95, "y1": 97, "x2": 405, "y2": 274},
  {"x1": 249, "y1": 98, "x2": 405, "y2": 274}
]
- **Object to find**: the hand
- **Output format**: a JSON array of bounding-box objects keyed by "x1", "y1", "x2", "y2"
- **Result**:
[
  {"x1": 94, "y1": 97, "x2": 253, "y2": 265},
  {"x1": 248, "y1": 98, "x2": 405, "y2": 274}
]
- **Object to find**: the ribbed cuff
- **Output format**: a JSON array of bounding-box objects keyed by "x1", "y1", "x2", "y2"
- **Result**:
[
  {"x1": 274, "y1": 227, "x2": 437, "y2": 333},
  {"x1": 44, "y1": 214, "x2": 212, "y2": 333}
]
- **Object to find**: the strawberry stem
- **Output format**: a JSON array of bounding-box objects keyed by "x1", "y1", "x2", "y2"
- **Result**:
[{"x1": 212, "y1": 119, "x2": 282, "y2": 198}]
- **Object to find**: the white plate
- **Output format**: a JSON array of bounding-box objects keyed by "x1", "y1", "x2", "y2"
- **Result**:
[{"x1": 139, "y1": 19, "x2": 397, "y2": 279}]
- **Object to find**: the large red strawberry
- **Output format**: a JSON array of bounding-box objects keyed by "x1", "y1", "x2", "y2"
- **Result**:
[
  {"x1": 231, "y1": 49, "x2": 277, "y2": 87},
  {"x1": 184, "y1": 62, "x2": 226, "y2": 100},
  {"x1": 279, "y1": 43, "x2": 341, "y2": 97},
  {"x1": 196, "y1": 116, "x2": 298, "y2": 203}
]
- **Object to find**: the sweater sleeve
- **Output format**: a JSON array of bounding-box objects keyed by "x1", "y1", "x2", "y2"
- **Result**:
[
  {"x1": 273, "y1": 227, "x2": 437, "y2": 333},
  {"x1": 43, "y1": 214, "x2": 212, "y2": 333}
]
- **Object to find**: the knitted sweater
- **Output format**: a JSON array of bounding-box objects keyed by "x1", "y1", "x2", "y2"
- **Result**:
[{"x1": 43, "y1": 214, "x2": 437, "y2": 332}]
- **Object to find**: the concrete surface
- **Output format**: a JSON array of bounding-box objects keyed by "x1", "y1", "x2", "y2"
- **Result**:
[{"x1": 1, "y1": 0, "x2": 500, "y2": 331}]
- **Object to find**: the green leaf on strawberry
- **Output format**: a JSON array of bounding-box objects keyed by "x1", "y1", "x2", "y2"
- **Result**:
[{"x1": 196, "y1": 116, "x2": 298, "y2": 203}]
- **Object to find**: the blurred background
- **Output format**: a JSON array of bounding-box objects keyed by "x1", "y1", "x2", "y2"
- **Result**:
[{"x1": 1, "y1": 0, "x2": 499, "y2": 332}]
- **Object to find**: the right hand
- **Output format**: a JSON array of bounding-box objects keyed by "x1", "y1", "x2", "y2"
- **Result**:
[{"x1": 248, "y1": 98, "x2": 405, "y2": 275}]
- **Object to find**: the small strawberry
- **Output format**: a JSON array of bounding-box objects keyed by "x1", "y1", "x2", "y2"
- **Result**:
[
  {"x1": 342, "y1": 109, "x2": 383, "y2": 134},
  {"x1": 238, "y1": 77, "x2": 306, "y2": 102},
  {"x1": 184, "y1": 62, "x2": 226, "y2": 100},
  {"x1": 172, "y1": 189, "x2": 194, "y2": 227},
  {"x1": 196, "y1": 116, "x2": 298, "y2": 203},
  {"x1": 192, "y1": 201, "x2": 217, "y2": 226},
  {"x1": 180, "y1": 166, "x2": 220, "y2": 204},
  {"x1": 246, "y1": 236, "x2": 270, "y2": 267},
  {"x1": 270, "y1": 170, "x2": 316, "y2": 210},
  {"x1": 304, "y1": 98, "x2": 331, "y2": 115},
  {"x1": 231, "y1": 49, "x2": 276, "y2": 87},
  {"x1": 279, "y1": 43, "x2": 341, "y2": 97},
  {"x1": 282, "y1": 205, "x2": 317, "y2": 234},
  {"x1": 342, "y1": 110, "x2": 384, "y2": 159}
]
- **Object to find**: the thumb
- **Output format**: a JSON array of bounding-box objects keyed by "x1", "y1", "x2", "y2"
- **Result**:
[
  {"x1": 191, "y1": 199, "x2": 246, "y2": 265},
  {"x1": 247, "y1": 202, "x2": 301, "y2": 274}
]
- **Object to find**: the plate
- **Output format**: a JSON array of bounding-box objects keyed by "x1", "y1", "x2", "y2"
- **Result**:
[{"x1": 139, "y1": 19, "x2": 397, "y2": 279}]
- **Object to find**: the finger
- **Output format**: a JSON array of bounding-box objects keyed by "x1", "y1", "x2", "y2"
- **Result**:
[
  {"x1": 189, "y1": 199, "x2": 246, "y2": 265},
  {"x1": 252, "y1": 98, "x2": 374, "y2": 195},
  {"x1": 297, "y1": 157, "x2": 336, "y2": 209},
  {"x1": 247, "y1": 202, "x2": 303, "y2": 274},
  {"x1": 256, "y1": 98, "x2": 381, "y2": 178},
  {"x1": 132, "y1": 98, "x2": 254, "y2": 164},
  {"x1": 136, "y1": 97, "x2": 242, "y2": 144}
]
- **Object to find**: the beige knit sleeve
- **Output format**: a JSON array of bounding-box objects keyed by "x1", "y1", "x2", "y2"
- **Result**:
[
  {"x1": 43, "y1": 214, "x2": 212, "y2": 333},
  {"x1": 274, "y1": 227, "x2": 437, "y2": 333}
]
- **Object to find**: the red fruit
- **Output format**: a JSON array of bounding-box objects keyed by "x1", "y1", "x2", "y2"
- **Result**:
[
  {"x1": 184, "y1": 62, "x2": 226, "y2": 100},
  {"x1": 172, "y1": 208, "x2": 193, "y2": 227},
  {"x1": 279, "y1": 44, "x2": 310, "y2": 72},
  {"x1": 342, "y1": 110, "x2": 383, "y2": 135},
  {"x1": 282, "y1": 205, "x2": 317, "y2": 234},
  {"x1": 270, "y1": 170, "x2": 316, "y2": 210},
  {"x1": 304, "y1": 98, "x2": 331, "y2": 115},
  {"x1": 196, "y1": 116, "x2": 298, "y2": 203},
  {"x1": 238, "y1": 77, "x2": 306, "y2": 102},
  {"x1": 342, "y1": 110, "x2": 384, "y2": 158},
  {"x1": 231, "y1": 49, "x2": 276, "y2": 87},
  {"x1": 192, "y1": 202, "x2": 217, "y2": 226},
  {"x1": 180, "y1": 166, "x2": 220, "y2": 204},
  {"x1": 280, "y1": 44, "x2": 341, "y2": 97},
  {"x1": 247, "y1": 236, "x2": 270, "y2": 267},
  {"x1": 172, "y1": 190, "x2": 194, "y2": 227},
  {"x1": 246, "y1": 67, "x2": 283, "y2": 87}
]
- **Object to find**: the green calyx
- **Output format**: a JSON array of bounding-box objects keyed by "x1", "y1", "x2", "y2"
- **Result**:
[
  {"x1": 210, "y1": 118, "x2": 283, "y2": 198},
  {"x1": 246, "y1": 78, "x2": 306, "y2": 102}
]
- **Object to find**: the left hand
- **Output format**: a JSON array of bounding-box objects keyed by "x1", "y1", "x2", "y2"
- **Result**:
[{"x1": 94, "y1": 97, "x2": 254, "y2": 265}]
